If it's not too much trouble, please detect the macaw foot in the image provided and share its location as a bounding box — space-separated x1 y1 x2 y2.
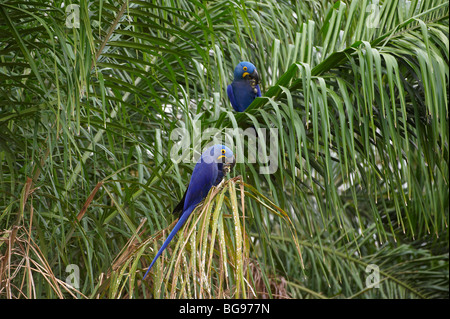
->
250 79 259 94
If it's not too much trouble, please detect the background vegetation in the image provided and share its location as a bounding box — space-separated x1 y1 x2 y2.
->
0 0 448 298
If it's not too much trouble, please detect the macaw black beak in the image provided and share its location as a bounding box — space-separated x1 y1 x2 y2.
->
249 69 260 85
222 155 236 175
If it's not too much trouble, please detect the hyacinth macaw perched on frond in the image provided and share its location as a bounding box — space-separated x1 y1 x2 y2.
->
143 144 235 279
227 61 261 112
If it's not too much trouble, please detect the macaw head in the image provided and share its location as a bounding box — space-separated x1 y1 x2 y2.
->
203 144 236 175
233 61 260 85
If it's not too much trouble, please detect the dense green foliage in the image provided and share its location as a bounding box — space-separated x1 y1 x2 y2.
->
0 0 448 298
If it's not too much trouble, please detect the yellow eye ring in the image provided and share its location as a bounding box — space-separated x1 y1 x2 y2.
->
221 149 226 154
243 66 248 71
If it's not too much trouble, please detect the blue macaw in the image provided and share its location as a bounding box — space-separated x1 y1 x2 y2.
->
227 61 261 112
143 144 235 279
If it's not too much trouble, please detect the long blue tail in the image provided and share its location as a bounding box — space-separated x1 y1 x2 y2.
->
143 205 195 279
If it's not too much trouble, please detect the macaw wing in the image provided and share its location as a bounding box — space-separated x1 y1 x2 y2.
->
227 84 239 112
171 186 188 217
183 160 217 212
172 158 218 217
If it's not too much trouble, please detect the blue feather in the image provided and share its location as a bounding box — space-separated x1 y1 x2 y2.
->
143 204 195 279
227 84 238 111
229 81 258 112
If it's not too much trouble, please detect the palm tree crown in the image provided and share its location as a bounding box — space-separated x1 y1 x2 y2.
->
0 0 448 299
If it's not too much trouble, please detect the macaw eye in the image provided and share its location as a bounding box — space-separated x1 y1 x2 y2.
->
221 149 226 154
243 66 248 71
